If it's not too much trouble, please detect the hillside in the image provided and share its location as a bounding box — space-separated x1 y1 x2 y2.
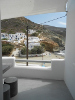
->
1 17 66 50
44 25 66 37
1 17 66 35
1 17 42 34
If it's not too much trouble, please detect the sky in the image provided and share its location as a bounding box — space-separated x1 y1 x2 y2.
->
25 12 66 28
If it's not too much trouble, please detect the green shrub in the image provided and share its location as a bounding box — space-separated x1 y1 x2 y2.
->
2 43 13 47
2 43 14 55
31 33 38 37
41 43 45 48
21 47 31 55
2 46 13 55
31 46 44 54
31 48 37 54
21 46 44 55
21 47 26 55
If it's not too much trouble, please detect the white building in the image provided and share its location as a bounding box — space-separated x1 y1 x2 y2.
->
1 33 9 39
28 36 40 42
9 34 15 41
28 42 40 50
24 36 40 50
28 29 36 34
9 32 26 41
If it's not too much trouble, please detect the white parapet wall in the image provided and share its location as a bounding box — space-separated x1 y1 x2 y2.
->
3 57 65 80
2 57 15 68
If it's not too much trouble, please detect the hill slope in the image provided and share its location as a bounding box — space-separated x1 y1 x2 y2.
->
1 17 42 34
1 17 66 48
44 25 66 37
1 17 66 36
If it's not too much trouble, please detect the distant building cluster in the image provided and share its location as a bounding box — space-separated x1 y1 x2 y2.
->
9 33 26 41
1 30 42 50
1 32 26 41
1 29 36 41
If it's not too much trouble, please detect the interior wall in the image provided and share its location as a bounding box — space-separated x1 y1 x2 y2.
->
65 0 75 99
0 6 3 100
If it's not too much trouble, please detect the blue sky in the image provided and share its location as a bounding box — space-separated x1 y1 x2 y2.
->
25 12 66 28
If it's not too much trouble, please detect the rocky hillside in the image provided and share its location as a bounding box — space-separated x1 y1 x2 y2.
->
1 17 66 50
1 17 66 35
1 17 42 34
44 25 66 37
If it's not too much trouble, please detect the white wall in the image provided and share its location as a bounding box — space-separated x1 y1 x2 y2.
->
65 0 75 99
0 9 3 100
2 57 15 68
3 58 65 80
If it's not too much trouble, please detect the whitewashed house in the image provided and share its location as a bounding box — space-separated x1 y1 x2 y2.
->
28 36 40 42
9 32 26 41
28 42 40 50
15 32 26 40
28 29 36 34
24 36 40 50
9 34 15 41
1 33 9 39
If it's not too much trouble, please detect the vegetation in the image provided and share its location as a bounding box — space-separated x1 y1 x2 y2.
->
41 43 45 48
2 38 8 40
31 32 38 37
37 30 42 33
21 46 44 55
8 30 15 34
2 43 14 55
1 17 42 34
21 47 31 55
31 46 44 54
1 29 6 33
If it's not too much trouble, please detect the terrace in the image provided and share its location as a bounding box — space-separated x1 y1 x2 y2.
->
0 0 75 100
2 57 73 100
